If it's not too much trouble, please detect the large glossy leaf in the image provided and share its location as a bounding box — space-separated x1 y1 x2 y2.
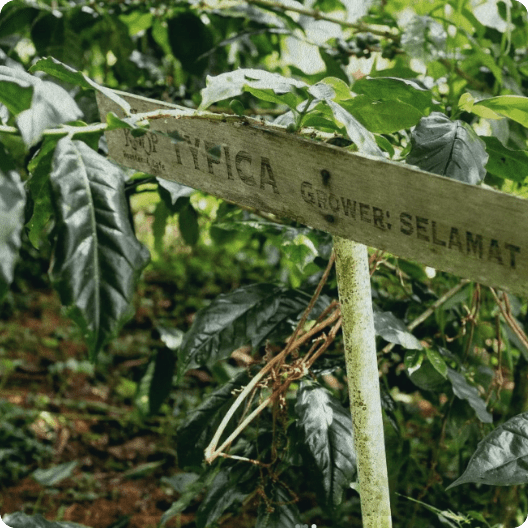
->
446 412 528 489
4 512 88 528
406 112 488 184
0 143 26 301
0 66 83 147
447 369 492 423
295 381 357 508
374 311 422 350
49 138 150 361
176 370 252 467
177 283 327 379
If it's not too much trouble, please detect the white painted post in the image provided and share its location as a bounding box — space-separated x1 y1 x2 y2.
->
333 236 392 528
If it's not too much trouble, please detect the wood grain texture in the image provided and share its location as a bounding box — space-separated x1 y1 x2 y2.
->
97 90 528 297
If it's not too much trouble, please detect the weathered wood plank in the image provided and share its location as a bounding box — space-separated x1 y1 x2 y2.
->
97 90 528 297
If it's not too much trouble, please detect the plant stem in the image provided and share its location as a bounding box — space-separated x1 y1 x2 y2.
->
333 236 392 528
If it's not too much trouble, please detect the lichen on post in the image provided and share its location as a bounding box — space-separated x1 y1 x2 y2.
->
333 235 392 528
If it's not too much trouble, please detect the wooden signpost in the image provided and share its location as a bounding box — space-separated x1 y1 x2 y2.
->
97 90 528 298
97 89 525 528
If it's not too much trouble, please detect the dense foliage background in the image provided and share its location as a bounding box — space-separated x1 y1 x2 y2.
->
1 0 528 527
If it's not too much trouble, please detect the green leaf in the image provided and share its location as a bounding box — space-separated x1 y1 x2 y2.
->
446 412 528 489
0 73 33 115
26 137 57 249
160 467 220 526
176 370 253 467
447 369 492 423
196 465 253 528
352 77 434 114
152 200 170 255
342 96 424 134
325 100 384 157
405 350 448 391
295 381 357 508
473 95 528 127
406 112 488 184
0 142 26 301
177 284 326 379
318 77 354 101
49 138 150 361
482 136 528 183
374 311 422 350
425 348 448 378
33 461 78 486
199 69 308 110
30 57 132 115
106 112 132 131
404 349 423 375
148 347 177 415
134 359 155 416
167 12 214 75
179 203 200 246
229 99 245 116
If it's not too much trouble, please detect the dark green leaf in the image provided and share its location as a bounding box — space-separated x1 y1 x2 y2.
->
148 348 177 414
152 200 170 255
177 284 326 379
167 13 213 75
447 369 492 423
26 137 56 249
196 466 251 528
295 381 357 508
176 370 252 467
0 3 38 39
256 482 302 528
179 203 199 246
406 112 488 184
446 412 528 489
426 348 448 378
49 138 150 361
405 350 448 391
0 142 26 301
160 467 220 526
374 311 422 349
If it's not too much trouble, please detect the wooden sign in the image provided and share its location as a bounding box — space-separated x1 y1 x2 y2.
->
97 90 528 298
